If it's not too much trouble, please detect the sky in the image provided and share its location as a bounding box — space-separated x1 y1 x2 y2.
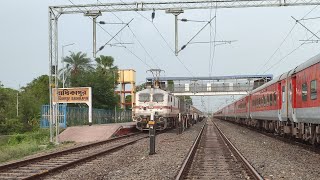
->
1 0 320 112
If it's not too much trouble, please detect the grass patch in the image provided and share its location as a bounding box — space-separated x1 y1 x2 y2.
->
0 129 56 163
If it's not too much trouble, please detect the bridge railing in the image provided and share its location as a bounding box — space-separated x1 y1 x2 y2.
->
172 83 253 93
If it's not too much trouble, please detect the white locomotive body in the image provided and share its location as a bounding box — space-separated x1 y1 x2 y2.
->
133 88 180 130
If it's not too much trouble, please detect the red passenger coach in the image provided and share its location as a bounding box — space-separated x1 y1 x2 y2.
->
214 54 320 144
250 80 280 121
234 96 249 120
292 57 320 124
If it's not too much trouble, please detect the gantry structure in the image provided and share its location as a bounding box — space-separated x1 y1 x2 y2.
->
48 0 320 142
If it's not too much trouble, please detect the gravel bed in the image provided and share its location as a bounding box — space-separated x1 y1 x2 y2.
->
214 118 320 180
44 121 205 180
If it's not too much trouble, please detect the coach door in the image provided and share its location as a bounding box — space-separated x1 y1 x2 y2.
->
289 76 297 122
278 80 285 121
282 79 287 121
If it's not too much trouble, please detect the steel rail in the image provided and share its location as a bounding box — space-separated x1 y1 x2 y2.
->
213 121 264 180
0 133 144 176
175 122 206 180
24 135 148 180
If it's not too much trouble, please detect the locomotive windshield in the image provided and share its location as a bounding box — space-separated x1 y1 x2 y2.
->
139 93 150 102
153 93 164 102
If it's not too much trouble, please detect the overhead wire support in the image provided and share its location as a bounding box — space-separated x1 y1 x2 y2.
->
179 18 209 23
189 40 237 45
299 39 319 43
300 16 320 21
292 16 320 40
107 42 134 48
179 16 216 52
98 21 127 25
67 0 155 69
96 18 134 53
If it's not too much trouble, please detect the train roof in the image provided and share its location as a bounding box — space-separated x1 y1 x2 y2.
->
290 53 320 75
137 88 168 94
251 53 320 94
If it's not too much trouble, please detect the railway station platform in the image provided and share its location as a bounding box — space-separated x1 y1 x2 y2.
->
58 122 136 143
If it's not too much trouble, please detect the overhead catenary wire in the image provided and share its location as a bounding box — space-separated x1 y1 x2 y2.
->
129 6 196 77
96 0 161 69
257 5 319 74
263 29 320 74
67 0 153 69
255 23 297 73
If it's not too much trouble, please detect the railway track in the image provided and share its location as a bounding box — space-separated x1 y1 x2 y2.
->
176 120 263 180
0 133 148 180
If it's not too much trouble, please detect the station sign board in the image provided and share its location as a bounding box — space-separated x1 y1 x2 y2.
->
52 87 91 104
52 87 92 124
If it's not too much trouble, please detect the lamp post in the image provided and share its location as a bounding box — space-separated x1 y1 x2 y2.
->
62 43 75 88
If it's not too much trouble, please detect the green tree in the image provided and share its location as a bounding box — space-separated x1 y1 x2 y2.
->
0 87 17 123
178 96 193 105
67 55 119 109
19 75 49 129
61 51 93 87
136 83 146 91
95 55 117 72
125 95 132 110
0 85 23 134
167 80 174 91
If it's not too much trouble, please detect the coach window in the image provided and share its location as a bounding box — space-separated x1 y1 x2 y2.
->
310 80 317 100
263 95 266 106
274 93 277 105
269 94 273 106
302 83 308 101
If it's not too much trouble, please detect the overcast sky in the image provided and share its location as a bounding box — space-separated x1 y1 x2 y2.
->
1 0 320 111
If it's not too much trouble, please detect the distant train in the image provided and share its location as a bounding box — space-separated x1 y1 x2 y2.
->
133 87 203 131
214 53 320 144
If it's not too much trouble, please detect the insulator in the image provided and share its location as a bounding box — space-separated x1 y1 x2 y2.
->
151 10 155 21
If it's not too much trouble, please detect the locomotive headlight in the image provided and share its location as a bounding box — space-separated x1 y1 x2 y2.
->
159 117 165 123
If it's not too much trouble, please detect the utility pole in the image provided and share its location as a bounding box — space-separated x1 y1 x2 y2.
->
165 9 184 56
16 85 20 117
84 11 102 58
